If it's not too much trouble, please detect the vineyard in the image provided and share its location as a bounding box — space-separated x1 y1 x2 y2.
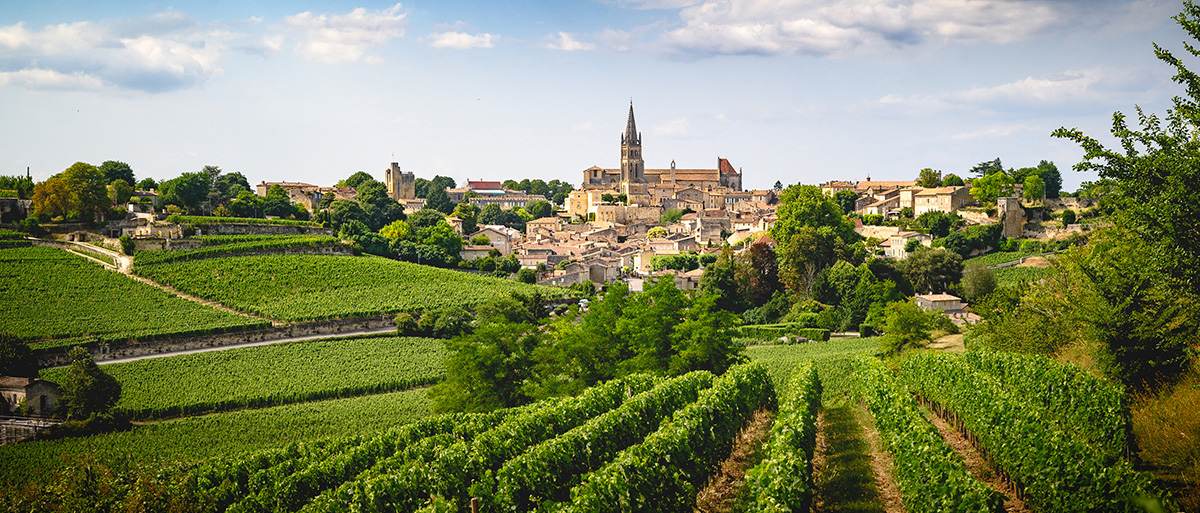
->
0 246 268 349
0 388 434 488
169 215 322 227
40 335 448 420
992 264 1051 287
133 254 558 321
133 235 342 266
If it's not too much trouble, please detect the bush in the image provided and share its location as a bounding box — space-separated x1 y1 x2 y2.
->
16 217 48 238
1061 208 1076 227
43 412 131 439
394 313 418 336
118 234 134 255
517 268 537 284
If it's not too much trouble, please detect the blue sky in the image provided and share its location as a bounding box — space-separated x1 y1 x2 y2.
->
0 1 1188 192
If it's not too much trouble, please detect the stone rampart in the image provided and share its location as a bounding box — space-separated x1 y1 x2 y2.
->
193 222 334 237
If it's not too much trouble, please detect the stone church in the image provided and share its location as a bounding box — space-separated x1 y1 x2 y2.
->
581 103 744 195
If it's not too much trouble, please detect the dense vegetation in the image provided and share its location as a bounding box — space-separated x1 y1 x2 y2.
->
0 246 267 349
41 336 447 420
133 235 341 266
134 254 555 321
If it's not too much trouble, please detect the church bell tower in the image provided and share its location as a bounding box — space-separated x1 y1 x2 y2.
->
620 102 645 183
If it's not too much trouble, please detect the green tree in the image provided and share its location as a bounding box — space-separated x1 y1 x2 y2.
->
660 208 686 224
339 171 377 189
424 185 453 214
960 261 996 302
98 161 135 186
57 346 121 420
135 177 157 191
108 179 134 207
968 171 1014 205
968 158 1004 177
942 173 965 187
770 184 857 245
328 200 369 231
525 200 552 219
0 333 38 378
0 174 35 199
429 322 542 412
833 190 858 215
881 300 935 355
1036 160 1063 198
913 210 961 238
319 192 336 210
1023 174 1046 202
777 226 837 295
916 167 942 187
357 181 406 230
901 247 963 294
159 171 211 214
417 221 463 257
407 208 445 231
60 162 110 220
379 219 413 242
698 247 745 312
1052 1 1200 289
452 203 479 234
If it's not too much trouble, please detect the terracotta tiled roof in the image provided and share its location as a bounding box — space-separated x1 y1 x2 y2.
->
468 180 504 190
718 158 738 175
0 376 34 388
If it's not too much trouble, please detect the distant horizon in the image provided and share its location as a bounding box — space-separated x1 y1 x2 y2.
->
3 1 1190 194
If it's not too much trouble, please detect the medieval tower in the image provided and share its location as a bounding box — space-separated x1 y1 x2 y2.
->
385 162 416 200
620 102 645 183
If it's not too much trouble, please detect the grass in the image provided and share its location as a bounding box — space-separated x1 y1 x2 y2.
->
0 388 433 488
40 335 448 420
0 246 267 348
1131 369 1200 511
134 253 560 321
814 405 887 513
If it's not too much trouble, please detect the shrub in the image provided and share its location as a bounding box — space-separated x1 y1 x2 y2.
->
394 313 418 336
1062 208 1077 227
118 235 135 255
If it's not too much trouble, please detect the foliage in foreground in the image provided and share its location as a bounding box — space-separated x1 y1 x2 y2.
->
744 363 822 512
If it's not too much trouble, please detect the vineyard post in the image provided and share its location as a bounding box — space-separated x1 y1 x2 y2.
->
471 497 479 513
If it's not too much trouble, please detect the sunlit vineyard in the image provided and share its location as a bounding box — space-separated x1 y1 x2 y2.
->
134 254 559 321
41 336 447 420
0 388 433 488
133 235 341 266
0 246 267 349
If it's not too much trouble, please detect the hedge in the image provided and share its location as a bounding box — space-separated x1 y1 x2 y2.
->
736 324 831 342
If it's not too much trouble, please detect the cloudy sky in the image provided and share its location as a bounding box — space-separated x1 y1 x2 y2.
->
0 0 1189 192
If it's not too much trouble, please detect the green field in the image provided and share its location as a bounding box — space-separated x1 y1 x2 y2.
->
0 388 433 488
0 246 268 349
134 254 558 321
993 264 1052 287
41 336 447 420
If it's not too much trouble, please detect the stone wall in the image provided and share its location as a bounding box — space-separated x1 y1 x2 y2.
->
36 316 396 367
194 222 334 237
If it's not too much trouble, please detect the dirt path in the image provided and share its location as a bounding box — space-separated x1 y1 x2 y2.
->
920 403 1031 513
693 409 774 513
813 403 903 513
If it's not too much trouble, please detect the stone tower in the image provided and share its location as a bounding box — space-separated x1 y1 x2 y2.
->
385 162 416 200
997 196 1024 239
620 102 645 183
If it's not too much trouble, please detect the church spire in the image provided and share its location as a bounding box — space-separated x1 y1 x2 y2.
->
623 101 638 145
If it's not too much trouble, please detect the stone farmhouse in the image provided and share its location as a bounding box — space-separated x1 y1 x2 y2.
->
0 376 60 416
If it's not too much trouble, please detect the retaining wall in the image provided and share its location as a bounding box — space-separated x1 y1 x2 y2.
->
36 316 396 367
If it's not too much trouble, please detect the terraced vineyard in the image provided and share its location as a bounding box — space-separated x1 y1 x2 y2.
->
133 235 341 266
134 254 558 321
40 335 448 420
0 246 268 349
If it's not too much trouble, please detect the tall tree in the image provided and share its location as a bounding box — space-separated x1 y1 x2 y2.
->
31 177 71 219
900 247 963 294
57 346 121 420
60 162 110 220
942 173 965 187
1053 2 1200 290
0 333 38 378
833 190 858 215
968 158 1003 177
108 179 134 207
340 171 377 189
424 185 453 214
159 172 210 214
99 161 135 186
916 167 942 187
1023 175 1046 202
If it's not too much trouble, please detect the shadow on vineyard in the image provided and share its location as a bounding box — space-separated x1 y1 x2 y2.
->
814 403 887 513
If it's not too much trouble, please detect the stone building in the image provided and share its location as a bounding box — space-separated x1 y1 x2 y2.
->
0 376 60 416
385 162 416 201
581 103 744 197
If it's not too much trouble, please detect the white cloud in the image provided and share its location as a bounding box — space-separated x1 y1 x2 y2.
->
951 124 1038 140
0 16 229 92
651 117 691 136
286 4 406 63
0 68 105 90
429 31 495 49
546 32 595 51
656 0 1071 58
874 68 1150 113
